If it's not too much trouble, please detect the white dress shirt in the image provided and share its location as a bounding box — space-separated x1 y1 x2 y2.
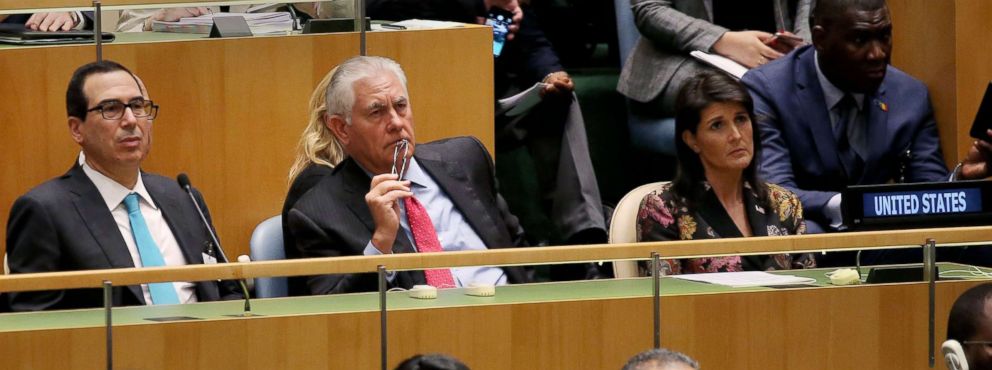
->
79 153 197 304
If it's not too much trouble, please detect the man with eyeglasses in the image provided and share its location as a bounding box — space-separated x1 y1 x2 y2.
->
4 60 240 311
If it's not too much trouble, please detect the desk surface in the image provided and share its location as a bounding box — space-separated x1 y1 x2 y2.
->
3 263 983 333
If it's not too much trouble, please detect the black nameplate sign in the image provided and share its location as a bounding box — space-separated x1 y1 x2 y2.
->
209 16 253 38
844 180 992 230
302 17 371 34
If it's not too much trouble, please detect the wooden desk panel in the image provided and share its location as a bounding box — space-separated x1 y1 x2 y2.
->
0 29 494 260
0 275 984 369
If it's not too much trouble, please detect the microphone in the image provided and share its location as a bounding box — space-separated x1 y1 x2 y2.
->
177 173 253 316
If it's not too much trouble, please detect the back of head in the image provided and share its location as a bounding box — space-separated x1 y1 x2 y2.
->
394 353 470 370
622 349 699 370
324 55 408 123
948 283 992 342
65 60 139 120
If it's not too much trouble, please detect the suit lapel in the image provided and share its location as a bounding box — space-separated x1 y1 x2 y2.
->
860 85 891 184
795 49 846 180
695 186 741 238
415 155 503 248
744 183 769 237
337 159 416 254
65 164 145 303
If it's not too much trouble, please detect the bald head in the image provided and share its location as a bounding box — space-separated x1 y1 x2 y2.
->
622 349 699 370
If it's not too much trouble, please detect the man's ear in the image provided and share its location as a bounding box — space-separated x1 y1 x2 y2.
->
811 25 826 51
325 113 350 146
68 117 84 145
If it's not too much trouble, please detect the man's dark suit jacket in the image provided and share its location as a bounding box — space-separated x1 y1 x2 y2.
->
4 163 240 311
741 45 948 226
287 136 531 294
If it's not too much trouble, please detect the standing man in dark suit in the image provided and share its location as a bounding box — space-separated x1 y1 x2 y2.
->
5 60 239 311
741 0 991 263
287 56 531 294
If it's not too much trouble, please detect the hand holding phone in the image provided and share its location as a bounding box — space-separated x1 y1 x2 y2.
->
765 32 805 53
486 8 514 57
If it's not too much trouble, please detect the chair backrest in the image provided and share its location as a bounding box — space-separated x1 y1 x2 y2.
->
614 0 641 67
249 215 288 298
609 181 670 278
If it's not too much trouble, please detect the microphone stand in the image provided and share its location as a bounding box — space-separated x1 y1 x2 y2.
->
180 180 252 316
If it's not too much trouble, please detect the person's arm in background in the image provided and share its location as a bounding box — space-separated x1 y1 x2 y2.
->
905 89 951 182
292 1 356 20
632 0 782 68
116 7 212 32
22 11 92 31
494 4 574 98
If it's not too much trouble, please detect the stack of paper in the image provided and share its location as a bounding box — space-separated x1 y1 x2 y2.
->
152 12 294 35
390 19 466 30
690 50 749 79
497 82 548 117
671 271 817 287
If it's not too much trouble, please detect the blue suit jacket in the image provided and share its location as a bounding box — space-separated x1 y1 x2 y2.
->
741 45 948 224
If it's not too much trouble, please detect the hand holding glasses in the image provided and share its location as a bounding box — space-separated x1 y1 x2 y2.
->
391 139 410 181
86 99 159 120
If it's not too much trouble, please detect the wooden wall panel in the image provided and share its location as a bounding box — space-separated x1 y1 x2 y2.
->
0 28 494 260
889 0 958 165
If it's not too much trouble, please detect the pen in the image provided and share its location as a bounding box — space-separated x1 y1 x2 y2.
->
381 24 406 30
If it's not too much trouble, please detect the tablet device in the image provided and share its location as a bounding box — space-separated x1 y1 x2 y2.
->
969 81 992 142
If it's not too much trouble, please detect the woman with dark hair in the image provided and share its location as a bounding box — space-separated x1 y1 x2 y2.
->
636 71 815 274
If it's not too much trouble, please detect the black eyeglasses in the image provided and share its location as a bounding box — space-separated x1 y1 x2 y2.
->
86 99 159 120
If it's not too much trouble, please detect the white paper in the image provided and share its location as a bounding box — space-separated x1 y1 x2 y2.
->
152 12 294 35
690 50 749 80
390 19 466 30
497 82 548 117
671 271 817 287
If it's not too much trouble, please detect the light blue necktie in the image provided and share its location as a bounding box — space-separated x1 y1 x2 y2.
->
123 193 180 305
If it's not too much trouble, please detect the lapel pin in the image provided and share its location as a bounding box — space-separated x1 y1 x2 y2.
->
876 99 888 112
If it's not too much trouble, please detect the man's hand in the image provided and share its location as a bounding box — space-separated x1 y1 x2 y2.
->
960 129 992 180
366 174 412 253
712 31 785 69
541 71 574 97
146 7 210 30
25 12 79 32
478 0 523 41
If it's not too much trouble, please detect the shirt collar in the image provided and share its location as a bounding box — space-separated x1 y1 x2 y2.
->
78 152 158 212
813 51 865 111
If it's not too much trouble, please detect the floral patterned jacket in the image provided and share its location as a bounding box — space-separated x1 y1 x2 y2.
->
636 181 816 275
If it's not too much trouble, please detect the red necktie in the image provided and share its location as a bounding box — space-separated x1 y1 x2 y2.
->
403 196 456 288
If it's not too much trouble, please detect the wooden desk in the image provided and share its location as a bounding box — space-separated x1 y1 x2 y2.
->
0 265 984 369
0 28 494 259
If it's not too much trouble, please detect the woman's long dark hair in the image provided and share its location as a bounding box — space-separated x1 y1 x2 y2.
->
671 71 770 209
